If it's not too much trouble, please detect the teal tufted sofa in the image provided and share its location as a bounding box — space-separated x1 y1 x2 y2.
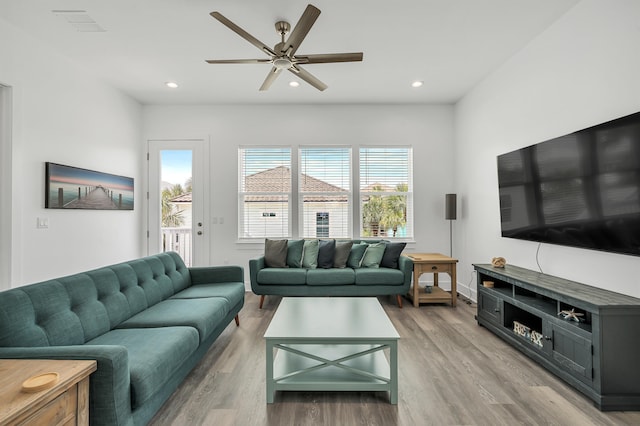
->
249 240 413 309
0 252 245 426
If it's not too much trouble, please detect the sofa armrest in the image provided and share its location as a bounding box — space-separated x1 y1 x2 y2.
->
189 265 244 285
249 257 266 294
398 255 414 287
0 345 132 426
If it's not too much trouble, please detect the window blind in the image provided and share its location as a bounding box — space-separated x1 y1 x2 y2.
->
238 147 291 238
359 147 413 238
299 147 351 238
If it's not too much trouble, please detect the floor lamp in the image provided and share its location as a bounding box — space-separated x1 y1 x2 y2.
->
445 194 457 257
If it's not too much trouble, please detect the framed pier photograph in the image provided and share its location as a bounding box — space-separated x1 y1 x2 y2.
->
45 162 134 210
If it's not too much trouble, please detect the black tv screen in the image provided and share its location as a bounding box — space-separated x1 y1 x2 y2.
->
497 111 640 257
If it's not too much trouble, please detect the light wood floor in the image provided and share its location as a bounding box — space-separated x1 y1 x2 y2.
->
149 293 640 425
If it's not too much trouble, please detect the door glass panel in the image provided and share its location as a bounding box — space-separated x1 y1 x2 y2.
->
160 150 193 266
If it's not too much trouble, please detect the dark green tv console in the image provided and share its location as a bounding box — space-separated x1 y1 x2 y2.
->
474 263 640 411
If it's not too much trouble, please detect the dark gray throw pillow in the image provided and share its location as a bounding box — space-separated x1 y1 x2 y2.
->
264 238 288 268
380 242 407 269
317 239 336 269
333 241 353 268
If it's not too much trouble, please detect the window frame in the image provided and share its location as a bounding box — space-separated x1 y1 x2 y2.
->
237 145 413 242
298 145 352 239
237 146 292 240
359 146 414 240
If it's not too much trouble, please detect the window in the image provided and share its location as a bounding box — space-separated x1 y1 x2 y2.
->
238 147 291 238
238 146 412 241
360 147 413 238
316 212 329 237
299 147 351 238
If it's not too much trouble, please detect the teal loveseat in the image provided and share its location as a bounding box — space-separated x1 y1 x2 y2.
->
0 252 244 426
250 239 413 308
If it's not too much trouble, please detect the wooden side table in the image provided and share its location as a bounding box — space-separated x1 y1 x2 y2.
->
406 253 458 307
0 359 96 426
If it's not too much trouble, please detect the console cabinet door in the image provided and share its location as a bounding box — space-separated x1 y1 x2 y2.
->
550 323 593 384
478 290 501 326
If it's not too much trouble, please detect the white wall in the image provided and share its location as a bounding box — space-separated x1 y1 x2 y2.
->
143 104 455 285
0 18 143 287
455 0 640 299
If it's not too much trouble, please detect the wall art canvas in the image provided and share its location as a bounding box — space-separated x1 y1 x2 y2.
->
45 162 134 210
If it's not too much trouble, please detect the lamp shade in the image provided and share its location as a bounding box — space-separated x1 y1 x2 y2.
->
445 193 457 220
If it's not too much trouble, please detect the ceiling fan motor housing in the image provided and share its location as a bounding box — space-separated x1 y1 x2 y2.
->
273 57 292 70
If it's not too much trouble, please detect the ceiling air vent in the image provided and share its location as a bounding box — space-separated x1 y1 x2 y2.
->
52 10 105 32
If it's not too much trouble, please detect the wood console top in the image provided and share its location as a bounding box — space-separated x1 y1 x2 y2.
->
0 359 96 425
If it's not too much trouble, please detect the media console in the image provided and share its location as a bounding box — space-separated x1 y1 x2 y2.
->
474 263 640 411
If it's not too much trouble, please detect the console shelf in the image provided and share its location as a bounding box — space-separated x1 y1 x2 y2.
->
475 264 640 411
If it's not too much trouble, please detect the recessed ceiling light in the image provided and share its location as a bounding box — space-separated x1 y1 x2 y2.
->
289 81 300 88
165 81 179 89
411 81 424 88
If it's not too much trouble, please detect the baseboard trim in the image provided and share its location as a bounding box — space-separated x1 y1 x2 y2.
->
456 280 477 303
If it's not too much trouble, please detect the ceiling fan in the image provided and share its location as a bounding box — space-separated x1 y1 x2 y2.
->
206 4 363 91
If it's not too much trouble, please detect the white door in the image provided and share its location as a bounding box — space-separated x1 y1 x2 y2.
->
148 140 209 266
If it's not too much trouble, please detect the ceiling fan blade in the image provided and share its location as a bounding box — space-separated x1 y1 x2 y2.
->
206 59 272 64
210 11 276 56
282 4 321 57
295 52 363 64
259 67 283 91
289 65 327 91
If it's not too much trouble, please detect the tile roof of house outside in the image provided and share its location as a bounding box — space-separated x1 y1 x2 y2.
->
245 166 348 202
169 193 192 203
168 167 403 204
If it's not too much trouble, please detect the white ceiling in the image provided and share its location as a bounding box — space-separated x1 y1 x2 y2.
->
0 0 580 105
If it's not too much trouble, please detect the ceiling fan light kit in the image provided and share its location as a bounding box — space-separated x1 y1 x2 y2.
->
206 4 363 91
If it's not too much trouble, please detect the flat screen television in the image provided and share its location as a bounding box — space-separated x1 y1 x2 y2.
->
497 111 640 257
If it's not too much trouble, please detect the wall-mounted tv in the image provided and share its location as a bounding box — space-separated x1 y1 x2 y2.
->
497 111 640 257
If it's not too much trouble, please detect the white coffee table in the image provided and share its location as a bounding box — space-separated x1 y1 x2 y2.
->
264 297 400 404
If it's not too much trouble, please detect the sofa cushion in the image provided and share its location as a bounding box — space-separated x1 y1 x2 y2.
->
87 267 139 328
257 268 307 285
355 268 405 285
86 326 199 409
160 252 192 293
380 242 407 269
302 239 319 269
317 239 336 269
0 282 86 347
116 298 228 343
128 257 178 307
347 243 368 268
307 268 356 286
361 242 386 268
264 239 288 268
333 241 353 268
171 281 245 308
286 239 304 268
109 263 150 317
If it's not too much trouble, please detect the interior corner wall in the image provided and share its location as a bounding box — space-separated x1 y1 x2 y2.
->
142 104 455 283
454 0 640 299
0 18 143 287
